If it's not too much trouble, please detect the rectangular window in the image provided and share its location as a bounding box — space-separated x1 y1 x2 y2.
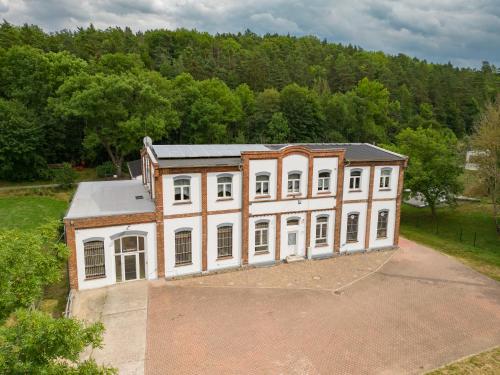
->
318 171 330 192
377 211 389 238
255 222 269 253
217 176 232 198
315 217 328 245
217 226 233 258
174 178 191 202
175 231 192 265
288 173 301 194
379 168 392 189
84 240 106 279
349 170 361 190
346 213 359 242
256 174 269 196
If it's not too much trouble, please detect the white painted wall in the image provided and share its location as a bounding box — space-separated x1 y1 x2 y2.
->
248 215 276 265
280 212 306 259
343 166 370 201
207 171 242 211
340 202 368 252
309 210 335 257
163 173 202 215
281 154 309 199
249 197 335 216
372 165 399 200
207 212 242 271
312 157 338 197
75 222 157 290
249 159 278 201
368 200 397 249
164 216 202 277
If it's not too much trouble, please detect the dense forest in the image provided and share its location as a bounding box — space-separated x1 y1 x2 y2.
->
0 22 499 180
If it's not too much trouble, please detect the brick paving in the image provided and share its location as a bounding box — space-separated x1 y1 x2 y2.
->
145 239 500 375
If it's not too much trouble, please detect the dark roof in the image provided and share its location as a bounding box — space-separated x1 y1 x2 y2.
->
150 143 406 164
127 159 142 178
158 157 241 168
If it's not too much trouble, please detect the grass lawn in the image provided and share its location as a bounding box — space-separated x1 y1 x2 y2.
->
0 167 98 188
427 346 500 374
401 201 500 281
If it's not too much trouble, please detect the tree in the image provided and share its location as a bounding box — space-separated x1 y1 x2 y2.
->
472 97 500 233
53 162 77 188
0 221 68 321
49 72 180 175
0 309 116 374
392 127 462 218
265 112 290 143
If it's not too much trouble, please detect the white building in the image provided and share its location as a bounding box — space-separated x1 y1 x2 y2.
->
65 143 407 290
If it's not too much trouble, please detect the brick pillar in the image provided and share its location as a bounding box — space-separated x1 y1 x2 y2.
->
307 154 314 198
393 164 406 246
155 168 165 278
364 166 375 250
241 157 249 265
201 171 208 271
65 221 78 290
276 156 283 200
275 213 281 261
305 211 312 257
334 154 345 253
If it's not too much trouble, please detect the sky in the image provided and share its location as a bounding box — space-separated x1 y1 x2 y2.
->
0 0 499 68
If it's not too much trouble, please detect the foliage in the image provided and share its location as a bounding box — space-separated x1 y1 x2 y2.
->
0 309 116 374
0 221 68 322
391 127 462 217
95 161 117 178
471 96 500 232
52 163 77 188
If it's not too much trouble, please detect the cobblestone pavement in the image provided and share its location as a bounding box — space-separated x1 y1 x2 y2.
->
145 240 500 375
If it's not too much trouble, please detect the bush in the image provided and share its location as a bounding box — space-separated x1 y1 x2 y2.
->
52 163 77 188
95 161 116 178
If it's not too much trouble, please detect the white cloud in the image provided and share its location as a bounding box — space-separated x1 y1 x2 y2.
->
0 0 498 67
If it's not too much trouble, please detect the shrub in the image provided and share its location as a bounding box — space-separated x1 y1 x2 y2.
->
95 161 116 178
52 163 77 188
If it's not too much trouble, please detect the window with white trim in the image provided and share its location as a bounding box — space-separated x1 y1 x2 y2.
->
217 225 233 258
287 218 300 226
256 174 269 196
175 230 192 265
318 171 330 192
315 216 328 245
346 213 359 242
84 240 105 279
287 172 301 194
379 168 392 189
377 210 389 238
349 169 362 190
174 177 190 201
255 222 269 253
217 175 232 198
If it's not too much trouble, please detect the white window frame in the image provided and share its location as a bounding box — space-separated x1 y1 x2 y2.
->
174 176 191 202
255 173 270 196
287 171 301 194
175 229 192 266
315 216 328 245
379 168 392 190
349 169 362 191
217 174 233 198
377 210 389 239
346 212 359 243
217 224 233 258
254 221 269 253
83 239 106 280
318 170 331 192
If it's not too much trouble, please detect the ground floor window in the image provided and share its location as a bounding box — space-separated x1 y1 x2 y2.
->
346 213 359 242
315 216 328 245
255 221 269 253
84 240 105 279
175 230 192 265
377 210 389 238
114 235 146 282
217 225 233 258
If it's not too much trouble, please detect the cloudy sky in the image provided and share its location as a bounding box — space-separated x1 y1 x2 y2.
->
1 0 499 68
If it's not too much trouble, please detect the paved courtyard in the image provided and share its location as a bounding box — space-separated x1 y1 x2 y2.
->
73 239 500 374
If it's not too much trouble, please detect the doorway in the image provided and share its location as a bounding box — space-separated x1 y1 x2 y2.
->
114 235 146 282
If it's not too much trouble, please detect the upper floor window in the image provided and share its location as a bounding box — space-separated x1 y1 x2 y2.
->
255 221 269 253
217 175 232 198
377 210 389 238
346 213 359 242
174 177 190 202
315 216 328 245
83 240 105 280
349 169 362 190
379 168 392 189
256 173 270 196
217 225 233 258
175 230 192 265
287 172 301 194
318 171 331 192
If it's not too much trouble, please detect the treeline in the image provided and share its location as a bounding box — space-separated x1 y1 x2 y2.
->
0 22 499 180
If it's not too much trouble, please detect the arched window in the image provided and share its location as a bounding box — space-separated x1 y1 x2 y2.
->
217 224 233 258
175 230 192 265
255 173 270 196
346 213 359 242
255 221 269 253
113 235 146 282
377 210 389 239
83 239 105 280
217 174 232 198
379 168 392 189
287 172 301 194
315 216 328 245
349 169 362 190
318 171 331 192
287 218 300 226
174 177 191 202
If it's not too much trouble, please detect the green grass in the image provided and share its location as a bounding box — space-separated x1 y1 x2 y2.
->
0 167 98 188
401 202 500 281
427 347 500 374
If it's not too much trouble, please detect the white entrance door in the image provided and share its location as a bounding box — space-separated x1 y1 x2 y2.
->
287 231 298 255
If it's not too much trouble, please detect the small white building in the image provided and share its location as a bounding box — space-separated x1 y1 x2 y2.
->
65 143 407 290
